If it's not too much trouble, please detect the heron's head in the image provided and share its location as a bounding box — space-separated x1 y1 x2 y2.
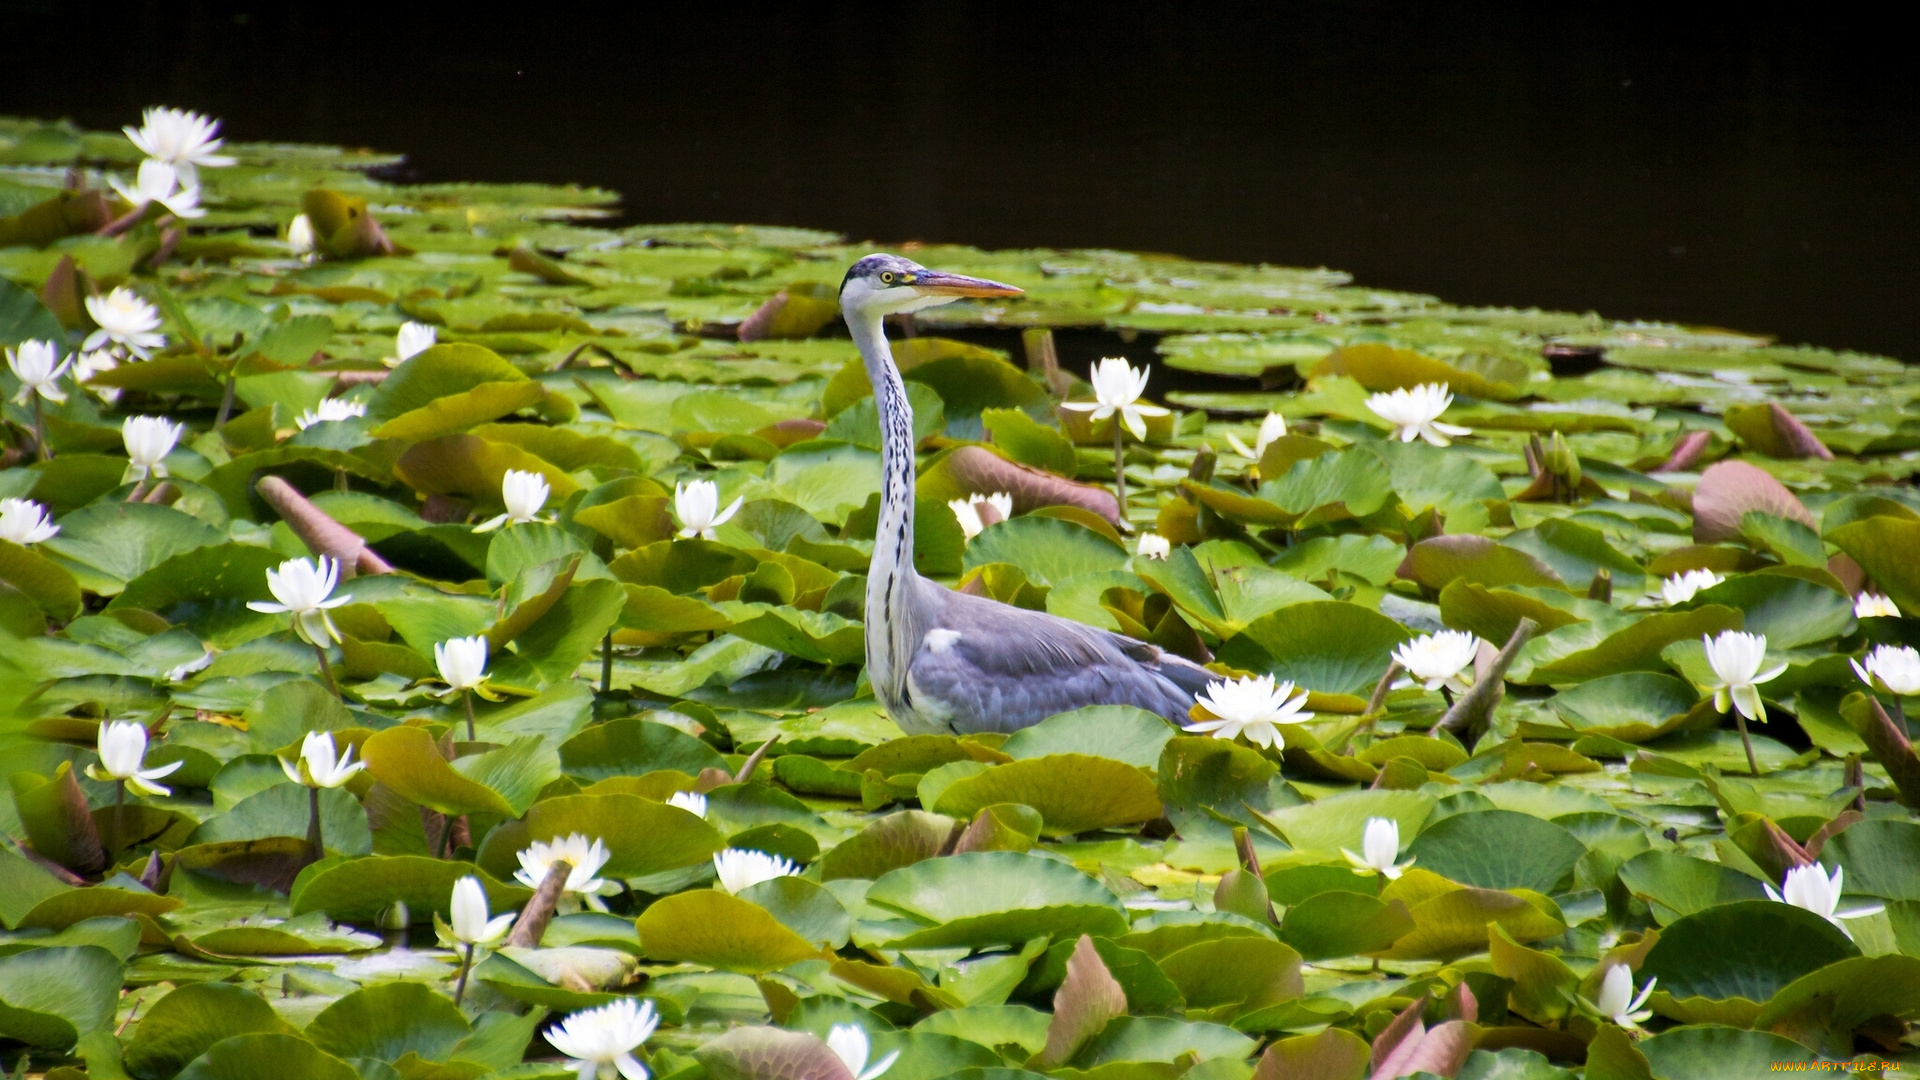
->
839 253 1022 319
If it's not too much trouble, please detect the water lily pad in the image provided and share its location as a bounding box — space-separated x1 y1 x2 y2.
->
479 792 724 879
1277 891 1415 961
1639 900 1858 1010
305 981 470 1064
929 755 1162 836
122 982 291 1080
1216 600 1411 697
0 944 122 1047
1406 810 1586 892
289 856 530 927
1616 852 1771 924
174 1033 359 1080
361 727 559 817
1635 1026 1820 1080
867 851 1128 948
964 517 1128 587
637 889 823 973
558 717 729 781
1546 672 1698 741
999 707 1175 770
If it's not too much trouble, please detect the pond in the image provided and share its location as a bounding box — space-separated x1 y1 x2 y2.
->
3 19 1920 1080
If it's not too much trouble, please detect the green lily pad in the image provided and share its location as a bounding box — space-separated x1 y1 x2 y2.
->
1216 600 1411 697
1406 810 1585 893
305 981 471 1064
637 889 823 974
999 707 1175 770
122 982 292 1080
174 1033 359 1080
289 856 530 927
0 945 122 1047
1640 900 1858 1008
928 755 1162 836
1636 1026 1821 1080
866 851 1128 948
1277 891 1415 961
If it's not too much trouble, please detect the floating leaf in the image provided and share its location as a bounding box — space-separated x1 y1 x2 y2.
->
638 890 823 974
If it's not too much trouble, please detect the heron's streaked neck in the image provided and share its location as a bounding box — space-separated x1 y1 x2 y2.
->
851 307 921 712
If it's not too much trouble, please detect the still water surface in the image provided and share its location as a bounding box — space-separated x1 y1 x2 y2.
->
4 3 1916 358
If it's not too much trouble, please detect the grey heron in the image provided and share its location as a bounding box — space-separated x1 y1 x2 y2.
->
842 253 1214 735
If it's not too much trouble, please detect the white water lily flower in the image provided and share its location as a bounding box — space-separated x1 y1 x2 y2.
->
1765 863 1885 939
7 340 70 404
73 349 121 403
1661 569 1724 606
515 834 619 911
449 875 515 947
287 213 316 255
164 650 213 682
122 415 185 481
1392 630 1480 694
674 479 743 539
436 635 489 694
1184 674 1314 749
667 791 708 818
827 1025 900 1080
280 730 366 789
84 720 183 797
474 469 551 532
295 398 368 429
1366 382 1472 447
545 998 659 1080
395 321 438 363
109 159 205 219
84 287 166 359
1592 964 1656 1029
1341 816 1415 880
1224 411 1287 460
1701 630 1787 722
1136 532 1172 559
712 848 799 894
1853 645 1920 697
1060 357 1170 441
948 492 1012 540
124 106 235 187
247 557 353 646
0 498 59 545
1856 593 1902 619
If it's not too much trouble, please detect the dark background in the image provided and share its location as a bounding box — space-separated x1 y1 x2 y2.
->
4 2 1916 358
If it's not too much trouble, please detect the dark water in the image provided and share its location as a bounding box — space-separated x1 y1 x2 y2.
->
5 2 1918 358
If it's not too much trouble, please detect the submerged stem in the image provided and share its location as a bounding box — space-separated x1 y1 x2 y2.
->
306 784 324 860
1734 711 1761 776
600 632 614 695
313 642 340 699
454 942 476 1006
31 394 48 462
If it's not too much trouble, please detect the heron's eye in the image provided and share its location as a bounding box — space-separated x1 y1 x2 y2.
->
879 271 896 284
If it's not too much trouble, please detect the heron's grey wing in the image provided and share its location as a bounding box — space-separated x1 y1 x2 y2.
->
903 586 1200 734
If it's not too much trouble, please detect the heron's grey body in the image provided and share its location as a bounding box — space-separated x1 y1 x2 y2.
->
843 253 1210 735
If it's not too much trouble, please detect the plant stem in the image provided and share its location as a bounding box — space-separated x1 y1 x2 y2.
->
306 785 324 861
31 394 48 462
453 943 475 1006
1440 686 1455 710
113 781 125 854
1111 420 1127 522
1896 697 1909 739
1734 711 1761 776
600 632 614 695
215 370 239 430
313 642 341 699
462 689 476 742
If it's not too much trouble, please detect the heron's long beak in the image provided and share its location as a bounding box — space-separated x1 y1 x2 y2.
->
910 269 1023 299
